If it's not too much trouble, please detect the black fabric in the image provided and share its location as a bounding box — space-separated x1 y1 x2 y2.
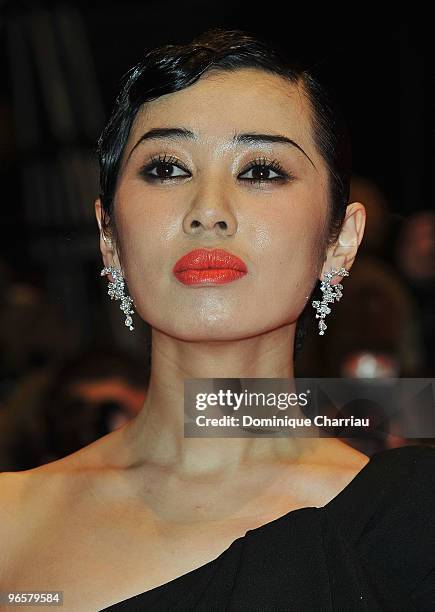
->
101 445 435 611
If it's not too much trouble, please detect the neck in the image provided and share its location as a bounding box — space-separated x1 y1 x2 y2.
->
118 323 322 478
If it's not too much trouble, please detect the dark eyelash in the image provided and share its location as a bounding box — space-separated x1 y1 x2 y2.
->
139 153 293 184
241 156 289 184
139 153 188 182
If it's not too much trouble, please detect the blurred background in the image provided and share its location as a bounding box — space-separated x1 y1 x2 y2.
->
0 2 434 469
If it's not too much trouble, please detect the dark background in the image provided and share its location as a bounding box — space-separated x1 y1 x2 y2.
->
2 6 433 261
1 2 434 467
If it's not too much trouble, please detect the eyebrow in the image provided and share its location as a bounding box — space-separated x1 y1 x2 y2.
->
126 126 316 167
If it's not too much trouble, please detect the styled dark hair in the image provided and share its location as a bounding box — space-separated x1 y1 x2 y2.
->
96 27 352 358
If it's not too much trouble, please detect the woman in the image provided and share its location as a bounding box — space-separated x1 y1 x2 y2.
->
1 28 434 611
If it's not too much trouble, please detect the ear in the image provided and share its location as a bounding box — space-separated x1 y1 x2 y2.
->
95 198 120 280
320 202 366 284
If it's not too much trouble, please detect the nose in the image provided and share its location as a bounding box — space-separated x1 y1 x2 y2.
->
182 184 238 237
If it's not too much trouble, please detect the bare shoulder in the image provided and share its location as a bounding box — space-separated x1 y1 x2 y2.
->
0 446 98 552
0 446 112 590
0 427 127 521
0 467 46 525
0 467 50 574
0 459 68 514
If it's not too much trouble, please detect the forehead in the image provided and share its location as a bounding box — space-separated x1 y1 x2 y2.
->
126 67 317 157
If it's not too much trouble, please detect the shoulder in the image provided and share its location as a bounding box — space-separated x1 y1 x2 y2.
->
327 444 435 529
0 456 91 561
0 470 39 575
0 453 106 585
0 469 37 521
362 445 435 607
373 441 435 470
366 443 435 507
357 444 435 538
0 437 121 523
326 444 435 607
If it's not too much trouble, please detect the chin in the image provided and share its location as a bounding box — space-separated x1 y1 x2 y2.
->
152 316 247 340
154 316 285 343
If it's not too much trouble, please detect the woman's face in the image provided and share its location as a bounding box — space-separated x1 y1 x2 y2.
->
100 68 330 341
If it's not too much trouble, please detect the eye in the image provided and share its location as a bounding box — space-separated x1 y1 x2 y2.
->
239 157 291 184
138 154 293 185
139 154 190 182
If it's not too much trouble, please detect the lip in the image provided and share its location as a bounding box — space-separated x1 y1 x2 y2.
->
173 248 248 285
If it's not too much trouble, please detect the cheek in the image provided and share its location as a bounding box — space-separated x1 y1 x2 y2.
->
114 187 178 271
250 195 325 314
254 193 325 275
113 189 198 323
258 230 320 316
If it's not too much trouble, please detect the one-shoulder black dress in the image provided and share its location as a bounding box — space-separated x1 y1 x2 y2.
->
101 444 435 611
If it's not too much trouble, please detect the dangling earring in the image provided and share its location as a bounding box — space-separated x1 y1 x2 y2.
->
312 267 349 335
100 265 135 331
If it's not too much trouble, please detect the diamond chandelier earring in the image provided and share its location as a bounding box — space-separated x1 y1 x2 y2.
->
100 265 135 331
312 267 349 335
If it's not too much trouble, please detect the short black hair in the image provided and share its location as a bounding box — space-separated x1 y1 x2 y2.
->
96 27 352 358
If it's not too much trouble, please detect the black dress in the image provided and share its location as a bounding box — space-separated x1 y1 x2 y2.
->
101 445 435 611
